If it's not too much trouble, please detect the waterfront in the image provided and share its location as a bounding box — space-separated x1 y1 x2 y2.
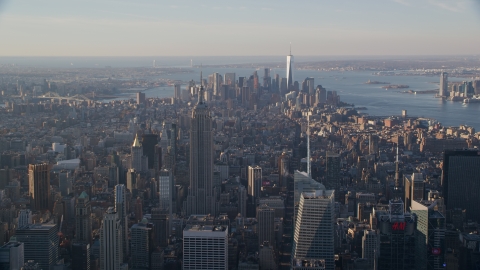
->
103 68 480 130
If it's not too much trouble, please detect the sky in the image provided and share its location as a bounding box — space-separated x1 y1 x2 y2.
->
0 0 479 56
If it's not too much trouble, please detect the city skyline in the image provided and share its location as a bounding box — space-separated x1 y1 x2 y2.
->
0 0 479 56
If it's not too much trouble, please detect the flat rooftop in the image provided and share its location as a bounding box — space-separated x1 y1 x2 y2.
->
184 225 227 232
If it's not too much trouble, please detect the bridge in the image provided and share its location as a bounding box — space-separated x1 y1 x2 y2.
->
37 92 93 102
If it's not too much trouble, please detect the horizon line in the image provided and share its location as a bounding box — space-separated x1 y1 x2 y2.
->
0 54 479 58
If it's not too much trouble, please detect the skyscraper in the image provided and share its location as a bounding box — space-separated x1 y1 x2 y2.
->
142 133 159 170
159 169 174 216
286 46 294 90
75 191 92 244
131 134 143 172
115 184 129 259
362 230 378 269
404 172 425 212
293 170 326 227
411 199 446 270
291 188 335 270
224 72 236 88
151 208 169 248
0 242 24 270
136 91 145 104
326 152 340 193
185 83 216 216
100 207 123 270
278 152 289 188
183 225 228 270
28 163 50 212
130 220 152 270
375 199 416 270
257 204 275 247
439 72 448 97
248 165 262 203
71 242 91 270
441 149 480 223
15 223 59 270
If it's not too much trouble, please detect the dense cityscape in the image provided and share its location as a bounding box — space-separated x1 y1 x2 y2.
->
0 51 478 270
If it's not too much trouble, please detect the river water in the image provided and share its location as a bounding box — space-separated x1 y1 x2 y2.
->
104 67 479 130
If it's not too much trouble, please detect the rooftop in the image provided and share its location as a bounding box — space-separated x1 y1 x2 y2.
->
184 225 227 232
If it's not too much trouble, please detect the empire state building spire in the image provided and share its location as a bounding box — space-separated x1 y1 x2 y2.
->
184 71 216 216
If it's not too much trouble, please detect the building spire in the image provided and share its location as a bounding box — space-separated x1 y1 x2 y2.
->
307 113 311 178
290 42 291 55
394 143 401 196
198 64 205 104
132 133 141 147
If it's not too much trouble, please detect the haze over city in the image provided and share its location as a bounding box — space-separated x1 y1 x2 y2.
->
0 0 480 56
0 1 480 270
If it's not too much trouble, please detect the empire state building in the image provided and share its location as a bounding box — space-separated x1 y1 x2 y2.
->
185 83 216 216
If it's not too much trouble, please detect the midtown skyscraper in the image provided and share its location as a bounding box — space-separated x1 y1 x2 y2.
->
28 163 50 212
292 188 335 270
442 149 480 223
185 83 216 216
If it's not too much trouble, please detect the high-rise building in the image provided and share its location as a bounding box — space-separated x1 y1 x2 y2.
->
442 149 480 223
130 220 152 270
474 79 480 95
28 163 50 212
0 242 24 270
159 169 174 216
131 134 143 172
404 172 425 212
100 207 123 270
238 185 247 218
291 188 335 270
286 48 294 90
15 224 59 270
174 84 181 100
213 72 222 96
293 170 326 227
183 225 228 270
439 72 448 97
136 92 146 105
278 152 289 188
224 73 236 88
142 133 159 170
259 244 277 270
257 204 275 247
185 85 216 216
411 199 446 270
368 134 379 156
71 242 91 270
18 209 32 228
151 208 169 247
316 85 327 104
115 185 129 259
362 230 378 269
375 199 416 270
75 191 92 244
325 152 340 192
248 165 262 203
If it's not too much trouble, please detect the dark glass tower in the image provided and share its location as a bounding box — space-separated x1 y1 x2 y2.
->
442 149 480 223
376 200 417 270
142 133 159 170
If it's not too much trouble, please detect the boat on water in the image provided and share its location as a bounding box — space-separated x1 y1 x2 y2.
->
463 98 480 103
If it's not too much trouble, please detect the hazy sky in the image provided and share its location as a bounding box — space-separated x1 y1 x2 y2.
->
0 0 479 56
